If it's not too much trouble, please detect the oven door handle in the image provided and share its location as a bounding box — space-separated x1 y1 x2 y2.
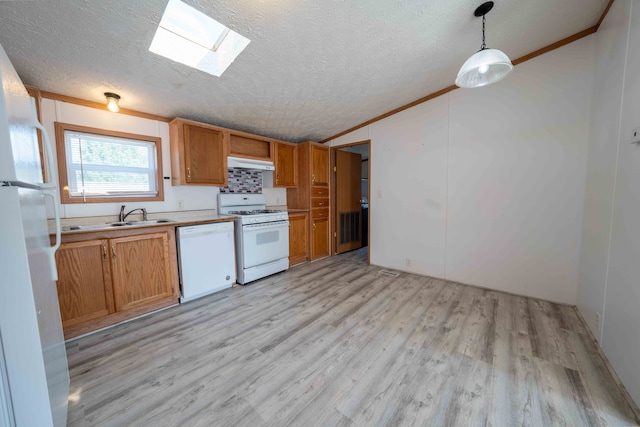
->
243 221 289 231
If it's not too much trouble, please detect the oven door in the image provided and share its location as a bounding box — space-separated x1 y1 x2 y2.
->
241 220 289 269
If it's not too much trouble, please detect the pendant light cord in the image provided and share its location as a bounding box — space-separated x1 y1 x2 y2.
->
481 14 486 50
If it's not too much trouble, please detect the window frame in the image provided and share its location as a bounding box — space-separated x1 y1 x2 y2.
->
54 122 164 204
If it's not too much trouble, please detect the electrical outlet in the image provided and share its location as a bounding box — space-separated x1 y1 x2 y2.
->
177 200 184 210
377 189 383 199
406 258 412 267
632 127 640 144
595 312 602 332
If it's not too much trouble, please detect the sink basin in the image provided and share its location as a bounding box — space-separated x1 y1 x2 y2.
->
124 219 175 225
62 219 175 232
62 223 114 231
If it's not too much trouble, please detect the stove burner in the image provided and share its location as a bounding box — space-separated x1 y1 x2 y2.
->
227 209 282 216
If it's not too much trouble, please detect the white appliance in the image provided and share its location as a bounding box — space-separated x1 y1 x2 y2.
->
177 222 236 303
0 44 68 426
218 193 289 284
227 156 275 171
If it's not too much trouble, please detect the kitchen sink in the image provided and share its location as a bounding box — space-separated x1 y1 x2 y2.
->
62 219 175 232
125 219 175 225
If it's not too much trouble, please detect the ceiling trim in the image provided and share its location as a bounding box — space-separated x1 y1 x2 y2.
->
319 1 615 144
596 0 616 30
40 90 171 123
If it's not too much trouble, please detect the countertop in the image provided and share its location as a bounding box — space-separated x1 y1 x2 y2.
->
49 210 236 236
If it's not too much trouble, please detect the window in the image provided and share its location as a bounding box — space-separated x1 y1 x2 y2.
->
54 122 164 204
148 0 250 77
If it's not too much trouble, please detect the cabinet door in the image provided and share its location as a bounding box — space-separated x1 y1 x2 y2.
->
184 124 225 185
275 142 298 187
110 232 174 312
311 217 330 260
55 240 114 328
288 213 309 265
311 145 329 187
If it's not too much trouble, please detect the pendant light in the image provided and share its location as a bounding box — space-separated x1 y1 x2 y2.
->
456 1 513 88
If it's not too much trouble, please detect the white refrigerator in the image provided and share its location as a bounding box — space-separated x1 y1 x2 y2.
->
0 44 68 426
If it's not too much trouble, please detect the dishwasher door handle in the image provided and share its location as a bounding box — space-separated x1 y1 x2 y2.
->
178 223 234 237
181 229 228 238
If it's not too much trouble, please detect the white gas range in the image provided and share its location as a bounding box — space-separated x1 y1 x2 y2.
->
218 193 289 284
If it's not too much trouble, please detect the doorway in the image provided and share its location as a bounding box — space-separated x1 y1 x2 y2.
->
331 141 370 262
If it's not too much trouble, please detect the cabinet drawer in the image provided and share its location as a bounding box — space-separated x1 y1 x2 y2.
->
312 198 329 208
311 208 329 219
312 187 329 197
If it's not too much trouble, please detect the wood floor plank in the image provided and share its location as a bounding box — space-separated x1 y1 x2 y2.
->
488 330 544 427
567 330 640 426
65 248 640 426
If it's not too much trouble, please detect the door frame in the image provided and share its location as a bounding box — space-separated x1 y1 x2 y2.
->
330 139 371 264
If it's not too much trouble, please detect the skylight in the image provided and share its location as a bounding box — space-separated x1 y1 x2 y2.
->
149 0 250 77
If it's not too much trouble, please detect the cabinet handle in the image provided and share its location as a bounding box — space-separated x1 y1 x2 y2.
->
111 243 116 259
276 173 280 183
187 167 191 179
318 202 324 206
102 243 107 260
312 174 315 184
313 223 316 231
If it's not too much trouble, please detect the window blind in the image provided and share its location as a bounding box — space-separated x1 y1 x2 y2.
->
64 130 158 198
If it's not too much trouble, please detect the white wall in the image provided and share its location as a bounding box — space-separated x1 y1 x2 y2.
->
331 35 595 305
579 0 640 405
39 99 285 218
577 0 630 341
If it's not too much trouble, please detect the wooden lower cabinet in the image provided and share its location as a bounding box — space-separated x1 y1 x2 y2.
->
55 228 178 339
311 217 330 260
56 240 114 329
288 212 309 266
110 233 174 312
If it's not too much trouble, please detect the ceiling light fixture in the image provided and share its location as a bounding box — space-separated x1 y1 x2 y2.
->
104 92 121 113
455 1 513 89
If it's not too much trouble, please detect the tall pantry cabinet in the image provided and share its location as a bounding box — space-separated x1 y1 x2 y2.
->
287 142 331 260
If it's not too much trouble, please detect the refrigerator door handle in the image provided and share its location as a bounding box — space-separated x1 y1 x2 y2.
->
29 98 57 189
42 189 60 282
29 99 62 281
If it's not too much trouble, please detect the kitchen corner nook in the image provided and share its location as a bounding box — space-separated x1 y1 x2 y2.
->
46 99 331 339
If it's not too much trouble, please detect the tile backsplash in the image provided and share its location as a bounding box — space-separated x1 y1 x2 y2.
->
220 169 262 193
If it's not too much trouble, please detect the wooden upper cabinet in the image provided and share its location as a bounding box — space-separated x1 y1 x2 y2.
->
170 118 227 186
110 232 174 312
229 133 272 160
311 145 329 187
274 142 298 187
55 240 114 329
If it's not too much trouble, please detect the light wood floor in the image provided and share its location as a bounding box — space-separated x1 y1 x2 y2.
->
66 248 640 426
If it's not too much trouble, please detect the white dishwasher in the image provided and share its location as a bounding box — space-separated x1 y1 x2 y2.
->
176 221 236 303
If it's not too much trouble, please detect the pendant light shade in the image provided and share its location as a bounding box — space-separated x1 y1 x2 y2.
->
456 1 513 89
455 48 513 88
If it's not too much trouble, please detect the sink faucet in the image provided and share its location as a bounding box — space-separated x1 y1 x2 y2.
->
119 205 147 222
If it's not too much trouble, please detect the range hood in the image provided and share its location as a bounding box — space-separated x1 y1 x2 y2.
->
227 156 275 171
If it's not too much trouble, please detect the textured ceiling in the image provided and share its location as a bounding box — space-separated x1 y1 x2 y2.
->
0 0 608 142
